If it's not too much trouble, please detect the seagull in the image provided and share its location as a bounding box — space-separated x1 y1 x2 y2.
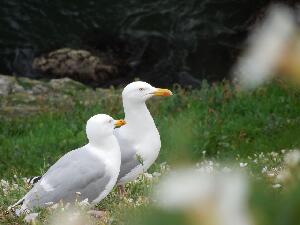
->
114 81 172 192
10 114 125 212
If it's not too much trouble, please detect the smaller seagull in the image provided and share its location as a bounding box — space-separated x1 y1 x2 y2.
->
10 114 125 212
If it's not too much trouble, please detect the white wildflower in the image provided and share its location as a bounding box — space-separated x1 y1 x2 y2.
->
272 184 282 189
154 168 252 225
12 183 19 190
50 203 59 210
24 213 39 223
259 153 265 159
45 202 54 206
1 179 9 189
276 170 291 183
159 162 170 172
49 207 94 225
240 163 248 168
222 167 232 173
65 203 71 209
153 172 161 177
79 198 90 207
262 166 268 173
125 198 134 204
143 172 153 180
270 152 276 157
22 177 28 183
154 168 215 210
232 4 296 89
197 165 214 173
267 172 275 177
284 150 300 167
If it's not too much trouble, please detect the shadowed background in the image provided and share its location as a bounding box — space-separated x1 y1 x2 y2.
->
0 0 298 87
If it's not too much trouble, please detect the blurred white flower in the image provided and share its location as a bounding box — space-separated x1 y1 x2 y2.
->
233 4 296 89
197 165 214 173
153 168 252 225
49 207 95 225
267 172 275 178
276 169 291 183
284 150 300 167
143 172 153 180
45 202 54 206
24 213 39 223
262 166 268 173
1 179 9 189
240 163 248 168
152 172 161 177
78 198 90 207
272 184 282 189
222 167 232 173
50 203 59 210
159 162 170 172
154 169 214 210
12 183 19 190
218 172 251 225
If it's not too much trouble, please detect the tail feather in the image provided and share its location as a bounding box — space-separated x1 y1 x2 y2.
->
27 176 42 185
8 198 24 211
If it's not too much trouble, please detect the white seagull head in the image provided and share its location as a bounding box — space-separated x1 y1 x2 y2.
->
122 81 172 104
86 114 126 141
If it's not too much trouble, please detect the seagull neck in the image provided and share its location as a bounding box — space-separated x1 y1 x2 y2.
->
89 135 117 151
123 101 154 127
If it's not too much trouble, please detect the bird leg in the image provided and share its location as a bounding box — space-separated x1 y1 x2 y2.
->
117 185 127 196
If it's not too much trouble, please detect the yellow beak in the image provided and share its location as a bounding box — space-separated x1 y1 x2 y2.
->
114 119 126 127
153 88 173 96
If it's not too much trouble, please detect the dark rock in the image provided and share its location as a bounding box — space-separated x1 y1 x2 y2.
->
177 71 201 88
0 75 14 96
32 48 119 85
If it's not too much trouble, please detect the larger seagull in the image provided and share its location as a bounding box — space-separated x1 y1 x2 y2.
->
114 81 172 190
11 114 125 211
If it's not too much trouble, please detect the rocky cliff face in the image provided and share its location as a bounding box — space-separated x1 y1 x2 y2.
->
0 0 298 87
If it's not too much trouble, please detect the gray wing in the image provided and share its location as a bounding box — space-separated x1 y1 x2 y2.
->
23 147 111 209
114 128 142 181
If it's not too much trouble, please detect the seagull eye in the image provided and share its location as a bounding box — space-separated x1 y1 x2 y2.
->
139 88 144 91
109 119 113 124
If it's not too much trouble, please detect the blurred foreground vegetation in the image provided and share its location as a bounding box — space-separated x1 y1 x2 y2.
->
1 80 300 224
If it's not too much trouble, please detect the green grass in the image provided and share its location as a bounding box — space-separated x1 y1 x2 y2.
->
2 81 300 224
2 82 300 177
